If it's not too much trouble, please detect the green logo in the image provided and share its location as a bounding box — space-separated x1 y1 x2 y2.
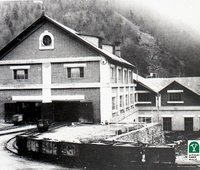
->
189 141 199 153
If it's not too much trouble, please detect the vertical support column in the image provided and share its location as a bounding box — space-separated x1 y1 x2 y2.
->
42 62 51 103
116 67 119 84
100 57 112 124
156 94 161 108
117 87 120 115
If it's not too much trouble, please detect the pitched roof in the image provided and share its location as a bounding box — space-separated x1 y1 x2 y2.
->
133 73 159 93
0 15 135 68
146 77 200 95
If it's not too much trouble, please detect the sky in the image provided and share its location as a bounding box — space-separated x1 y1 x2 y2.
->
115 0 200 35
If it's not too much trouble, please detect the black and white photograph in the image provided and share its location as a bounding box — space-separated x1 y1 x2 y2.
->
0 0 200 169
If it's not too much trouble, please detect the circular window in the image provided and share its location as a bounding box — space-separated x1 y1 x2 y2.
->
42 35 52 46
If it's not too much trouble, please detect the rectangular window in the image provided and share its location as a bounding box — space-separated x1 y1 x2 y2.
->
168 93 182 101
163 118 172 131
184 118 193 131
120 95 124 108
123 69 128 84
110 66 115 82
118 68 122 83
125 94 129 106
13 69 28 80
138 93 150 102
130 94 134 104
67 67 84 78
138 117 152 123
128 71 132 83
112 97 117 110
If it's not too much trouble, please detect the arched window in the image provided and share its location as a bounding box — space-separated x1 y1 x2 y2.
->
39 30 54 50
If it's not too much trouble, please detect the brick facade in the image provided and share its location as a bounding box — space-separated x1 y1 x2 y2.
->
0 64 42 85
51 61 100 84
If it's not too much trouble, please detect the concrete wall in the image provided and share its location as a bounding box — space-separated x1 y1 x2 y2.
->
51 89 100 123
2 22 98 61
160 110 200 131
0 90 42 120
51 61 100 83
108 123 165 144
0 64 42 85
138 109 200 131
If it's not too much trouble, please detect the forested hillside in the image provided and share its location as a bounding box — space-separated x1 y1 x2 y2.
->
0 0 199 77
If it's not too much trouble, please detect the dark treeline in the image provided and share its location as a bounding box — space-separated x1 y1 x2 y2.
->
0 0 199 77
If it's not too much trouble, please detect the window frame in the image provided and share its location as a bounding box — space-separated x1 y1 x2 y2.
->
167 90 184 104
39 30 54 50
119 95 124 108
117 67 122 83
163 117 172 131
138 116 152 123
110 65 116 82
13 69 28 80
112 96 117 110
123 68 128 84
67 67 84 79
10 66 30 80
64 63 86 79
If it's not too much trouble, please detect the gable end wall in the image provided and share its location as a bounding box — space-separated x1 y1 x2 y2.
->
2 22 98 61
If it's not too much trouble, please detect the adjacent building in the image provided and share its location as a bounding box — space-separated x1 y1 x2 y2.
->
135 75 200 131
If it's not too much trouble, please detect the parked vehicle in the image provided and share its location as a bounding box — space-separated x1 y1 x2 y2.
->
12 114 23 125
37 119 50 132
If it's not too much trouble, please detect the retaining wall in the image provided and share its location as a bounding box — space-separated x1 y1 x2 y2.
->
108 123 165 144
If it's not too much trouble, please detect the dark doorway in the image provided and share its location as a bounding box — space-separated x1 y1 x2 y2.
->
163 118 172 131
184 118 193 131
17 102 42 122
5 102 42 123
5 103 17 122
54 102 80 122
53 101 94 123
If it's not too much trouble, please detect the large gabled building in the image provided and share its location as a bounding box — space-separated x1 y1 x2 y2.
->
0 15 137 124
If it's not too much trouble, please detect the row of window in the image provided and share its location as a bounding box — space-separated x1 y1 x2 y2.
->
12 67 85 80
112 93 134 111
110 65 133 84
135 92 183 103
138 117 152 123
12 65 133 81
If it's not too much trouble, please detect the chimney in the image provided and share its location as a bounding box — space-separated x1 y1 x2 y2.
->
150 73 157 78
114 41 121 57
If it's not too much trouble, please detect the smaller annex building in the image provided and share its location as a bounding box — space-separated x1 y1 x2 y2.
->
0 15 137 124
134 75 200 131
